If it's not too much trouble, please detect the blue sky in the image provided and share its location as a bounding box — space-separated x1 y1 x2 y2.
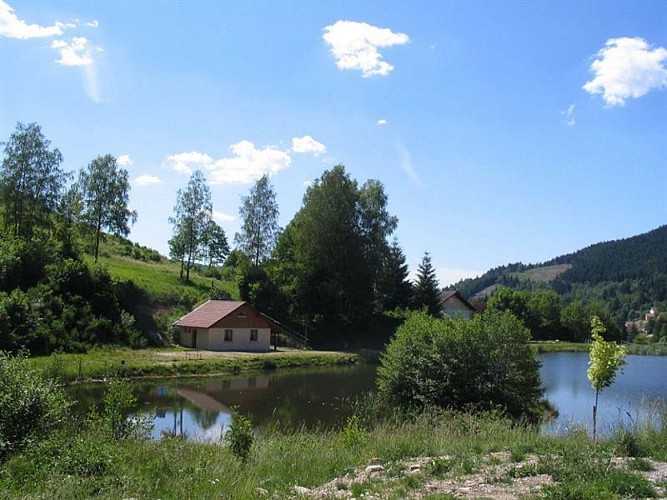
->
1 1 665 286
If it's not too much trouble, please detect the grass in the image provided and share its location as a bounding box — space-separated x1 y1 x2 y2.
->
2 409 666 499
27 347 360 383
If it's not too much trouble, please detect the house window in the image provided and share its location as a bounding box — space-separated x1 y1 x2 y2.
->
224 329 233 342
250 329 258 342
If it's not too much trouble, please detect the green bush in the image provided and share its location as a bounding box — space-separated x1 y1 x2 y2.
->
377 311 544 421
0 351 70 460
226 412 254 463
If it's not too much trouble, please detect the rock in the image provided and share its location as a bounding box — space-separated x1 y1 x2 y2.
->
255 487 269 496
365 465 384 473
293 485 311 495
409 464 421 473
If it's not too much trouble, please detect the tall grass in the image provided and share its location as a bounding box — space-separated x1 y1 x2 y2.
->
3 402 666 499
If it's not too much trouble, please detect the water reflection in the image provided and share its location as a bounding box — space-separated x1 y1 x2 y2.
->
67 354 667 441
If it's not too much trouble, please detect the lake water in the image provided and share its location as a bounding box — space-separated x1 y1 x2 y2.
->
67 352 667 441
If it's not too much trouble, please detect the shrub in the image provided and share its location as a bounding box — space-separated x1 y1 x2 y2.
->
0 351 70 460
377 311 544 421
226 412 254 463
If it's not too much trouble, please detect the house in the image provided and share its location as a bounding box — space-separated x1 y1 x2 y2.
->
173 300 274 351
439 290 476 319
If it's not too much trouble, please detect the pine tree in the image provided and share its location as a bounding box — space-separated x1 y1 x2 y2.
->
413 252 441 317
377 238 413 311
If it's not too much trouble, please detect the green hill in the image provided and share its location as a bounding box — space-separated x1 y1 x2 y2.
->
455 225 667 323
91 235 239 334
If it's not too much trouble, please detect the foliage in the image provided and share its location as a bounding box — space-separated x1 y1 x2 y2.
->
226 412 254 463
201 219 230 268
271 165 399 345
235 174 281 266
377 310 544 421
376 237 413 312
78 154 137 263
169 170 214 282
587 316 627 393
454 225 667 336
413 252 441 317
587 316 627 439
0 351 70 460
0 122 67 239
92 380 149 440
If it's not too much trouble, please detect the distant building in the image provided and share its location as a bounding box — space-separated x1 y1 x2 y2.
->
173 300 273 351
439 290 477 319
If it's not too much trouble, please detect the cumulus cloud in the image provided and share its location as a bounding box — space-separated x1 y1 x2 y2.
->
323 20 409 77
377 118 387 125
117 154 133 166
561 104 576 126
291 135 327 156
166 151 214 176
208 141 291 185
134 174 162 186
0 0 70 39
583 37 667 106
212 210 235 224
51 36 100 66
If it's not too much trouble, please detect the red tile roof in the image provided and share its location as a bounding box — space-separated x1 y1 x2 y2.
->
173 300 246 328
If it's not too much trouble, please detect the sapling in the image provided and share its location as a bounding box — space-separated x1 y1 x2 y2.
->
587 316 626 440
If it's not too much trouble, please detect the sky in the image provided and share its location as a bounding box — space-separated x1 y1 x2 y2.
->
1 1 666 287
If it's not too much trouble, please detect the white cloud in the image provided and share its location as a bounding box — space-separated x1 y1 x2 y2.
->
208 141 291 185
322 20 409 77
166 151 214 176
291 135 327 156
134 174 162 186
303 180 313 188
0 0 69 39
212 210 235 224
561 104 576 126
583 37 667 106
396 141 423 187
377 118 387 125
85 20 99 28
117 154 133 166
51 36 99 66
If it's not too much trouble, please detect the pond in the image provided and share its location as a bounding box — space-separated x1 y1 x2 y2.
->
67 352 667 441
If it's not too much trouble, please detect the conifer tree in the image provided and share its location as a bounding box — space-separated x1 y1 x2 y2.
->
413 252 441 317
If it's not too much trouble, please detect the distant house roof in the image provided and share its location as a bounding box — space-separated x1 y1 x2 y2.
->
439 290 477 312
173 300 248 329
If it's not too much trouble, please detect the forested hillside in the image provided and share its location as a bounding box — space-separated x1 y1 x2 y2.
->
455 225 667 328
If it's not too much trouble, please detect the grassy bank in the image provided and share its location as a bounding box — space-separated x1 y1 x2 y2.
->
27 348 360 383
2 409 666 499
532 341 667 356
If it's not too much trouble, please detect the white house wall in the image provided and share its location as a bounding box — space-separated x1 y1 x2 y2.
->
207 327 271 351
442 298 475 319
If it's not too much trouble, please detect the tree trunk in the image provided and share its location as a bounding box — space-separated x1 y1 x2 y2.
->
593 389 599 441
94 216 102 263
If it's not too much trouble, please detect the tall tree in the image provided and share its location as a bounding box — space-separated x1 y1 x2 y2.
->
78 155 137 263
377 238 413 311
358 179 398 305
272 165 399 343
202 219 230 268
235 175 280 266
413 252 441 317
0 122 66 239
169 170 212 282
